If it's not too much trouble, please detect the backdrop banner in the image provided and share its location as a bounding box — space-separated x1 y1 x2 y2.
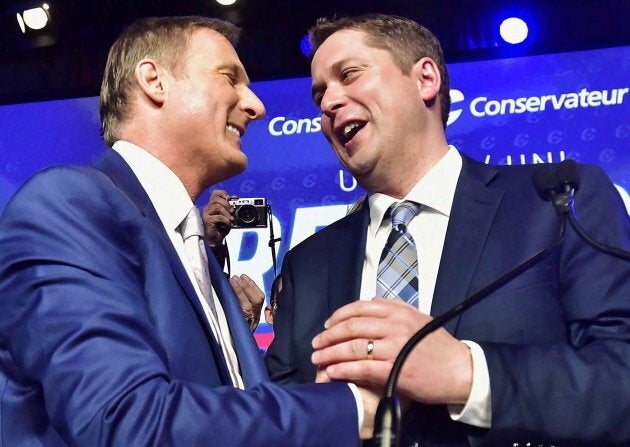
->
1 46 629 347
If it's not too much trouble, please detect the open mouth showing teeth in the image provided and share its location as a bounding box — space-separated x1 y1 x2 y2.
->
341 121 366 144
226 124 241 137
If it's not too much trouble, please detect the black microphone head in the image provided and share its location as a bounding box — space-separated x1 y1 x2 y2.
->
532 165 559 201
556 159 581 193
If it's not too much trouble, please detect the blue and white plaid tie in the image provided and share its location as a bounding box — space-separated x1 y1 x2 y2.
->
376 201 421 306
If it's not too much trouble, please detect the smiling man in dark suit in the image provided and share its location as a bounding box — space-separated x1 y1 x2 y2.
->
265 14 630 447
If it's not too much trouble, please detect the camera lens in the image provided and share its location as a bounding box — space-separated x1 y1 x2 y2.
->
237 205 257 224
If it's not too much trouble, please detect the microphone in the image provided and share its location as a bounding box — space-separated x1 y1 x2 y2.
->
372 166 568 447
554 159 630 262
556 158 581 194
532 163 560 201
532 160 575 217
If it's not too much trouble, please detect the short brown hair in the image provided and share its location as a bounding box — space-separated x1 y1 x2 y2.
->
309 14 451 129
99 16 240 147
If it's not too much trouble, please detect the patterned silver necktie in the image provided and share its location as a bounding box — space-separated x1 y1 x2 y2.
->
179 206 243 388
376 201 421 306
180 207 218 319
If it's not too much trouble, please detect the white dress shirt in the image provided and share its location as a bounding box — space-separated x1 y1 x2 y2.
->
112 141 244 389
359 146 491 428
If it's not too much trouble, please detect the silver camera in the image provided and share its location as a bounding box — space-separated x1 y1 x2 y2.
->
228 197 268 228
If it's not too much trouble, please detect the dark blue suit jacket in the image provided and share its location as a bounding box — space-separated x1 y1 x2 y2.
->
265 154 630 446
0 150 358 446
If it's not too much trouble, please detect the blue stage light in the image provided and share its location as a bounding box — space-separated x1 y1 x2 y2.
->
500 17 529 44
300 34 311 57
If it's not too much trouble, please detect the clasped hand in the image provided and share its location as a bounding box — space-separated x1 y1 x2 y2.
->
311 298 473 405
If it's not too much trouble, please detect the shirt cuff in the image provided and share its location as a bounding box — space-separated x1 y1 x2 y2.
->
447 340 492 428
347 382 365 433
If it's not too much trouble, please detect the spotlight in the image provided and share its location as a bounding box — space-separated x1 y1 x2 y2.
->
16 3 50 33
499 17 528 44
215 0 237 5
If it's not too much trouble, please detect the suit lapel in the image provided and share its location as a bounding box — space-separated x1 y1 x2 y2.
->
93 150 232 382
327 202 370 313
205 251 269 387
432 155 503 334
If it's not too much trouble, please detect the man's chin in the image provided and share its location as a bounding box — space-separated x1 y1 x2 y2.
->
224 156 248 178
205 156 246 186
233 155 248 173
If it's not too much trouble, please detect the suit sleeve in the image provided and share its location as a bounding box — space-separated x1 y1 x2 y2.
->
480 165 630 445
0 167 358 447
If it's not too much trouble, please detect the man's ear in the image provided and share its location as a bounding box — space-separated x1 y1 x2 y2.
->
412 57 441 102
264 306 274 325
134 58 166 105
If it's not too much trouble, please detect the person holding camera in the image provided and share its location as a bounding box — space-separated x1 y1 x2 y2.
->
202 189 265 331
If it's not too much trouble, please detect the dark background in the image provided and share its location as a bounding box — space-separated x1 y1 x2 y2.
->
1 0 629 105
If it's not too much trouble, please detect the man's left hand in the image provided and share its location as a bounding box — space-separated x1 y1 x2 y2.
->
230 274 264 331
311 298 473 405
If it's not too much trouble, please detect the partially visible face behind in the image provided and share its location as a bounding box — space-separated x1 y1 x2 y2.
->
165 28 265 186
264 305 274 325
311 29 428 192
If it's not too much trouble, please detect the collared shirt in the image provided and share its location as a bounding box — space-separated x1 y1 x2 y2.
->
359 146 491 428
111 141 366 431
112 140 244 389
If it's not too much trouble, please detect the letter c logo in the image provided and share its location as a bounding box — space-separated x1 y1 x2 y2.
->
447 89 465 126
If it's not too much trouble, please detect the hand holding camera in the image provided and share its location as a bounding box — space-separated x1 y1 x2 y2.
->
202 190 235 247
228 197 268 228
202 191 269 243
202 191 270 331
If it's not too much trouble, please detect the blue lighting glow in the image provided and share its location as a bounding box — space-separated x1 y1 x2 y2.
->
300 34 311 57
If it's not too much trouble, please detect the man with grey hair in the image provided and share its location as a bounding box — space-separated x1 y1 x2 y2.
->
0 15 377 446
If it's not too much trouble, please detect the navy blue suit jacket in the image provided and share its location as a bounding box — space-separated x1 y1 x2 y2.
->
0 150 358 446
266 154 630 446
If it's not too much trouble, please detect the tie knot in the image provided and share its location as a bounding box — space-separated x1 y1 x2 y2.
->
180 206 205 240
390 201 420 231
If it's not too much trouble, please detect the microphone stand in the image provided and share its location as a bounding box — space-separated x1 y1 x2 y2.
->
373 160 629 445
372 191 570 447
555 159 630 262
565 206 630 262
267 203 282 276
